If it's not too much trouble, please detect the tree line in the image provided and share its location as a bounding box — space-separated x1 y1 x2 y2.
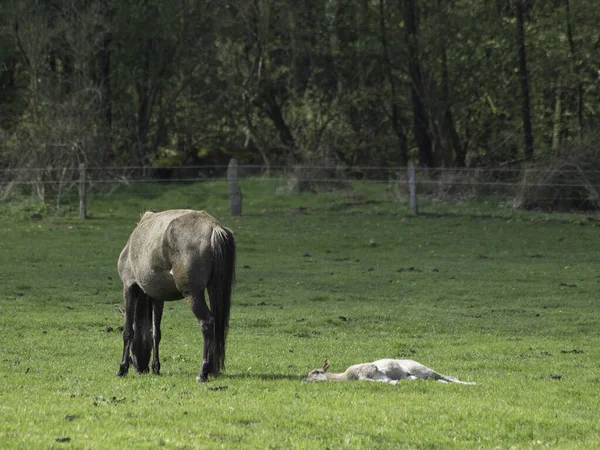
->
1 0 599 179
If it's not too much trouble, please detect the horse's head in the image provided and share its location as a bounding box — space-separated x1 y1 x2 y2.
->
131 318 153 374
130 342 152 374
302 359 330 383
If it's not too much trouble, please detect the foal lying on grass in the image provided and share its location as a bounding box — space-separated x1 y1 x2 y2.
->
302 359 475 385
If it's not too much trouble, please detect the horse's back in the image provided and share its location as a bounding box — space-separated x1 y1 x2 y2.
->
120 209 220 300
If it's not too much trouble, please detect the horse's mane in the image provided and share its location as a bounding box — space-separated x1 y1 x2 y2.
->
137 209 156 224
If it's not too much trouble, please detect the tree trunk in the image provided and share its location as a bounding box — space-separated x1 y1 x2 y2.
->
552 78 562 153
515 0 534 159
380 0 408 166
437 4 464 167
99 29 112 129
260 91 297 162
242 93 272 172
288 0 315 94
403 0 435 168
98 1 113 165
0 56 17 124
565 0 583 137
136 39 153 166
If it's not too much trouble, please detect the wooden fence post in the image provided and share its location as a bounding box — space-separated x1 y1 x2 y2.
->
408 162 418 216
79 162 87 219
227 158 242 216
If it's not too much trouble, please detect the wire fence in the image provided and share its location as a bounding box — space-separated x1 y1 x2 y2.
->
1 163 600 211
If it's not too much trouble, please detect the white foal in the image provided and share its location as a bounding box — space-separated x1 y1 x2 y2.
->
302 359 475 385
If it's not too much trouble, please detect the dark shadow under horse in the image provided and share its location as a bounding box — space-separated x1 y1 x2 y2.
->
117 209 235 382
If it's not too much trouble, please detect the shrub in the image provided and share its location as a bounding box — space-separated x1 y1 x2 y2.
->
515 146 600 211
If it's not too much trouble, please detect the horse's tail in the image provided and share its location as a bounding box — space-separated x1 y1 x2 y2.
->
131 286 153 373
207 225 236 377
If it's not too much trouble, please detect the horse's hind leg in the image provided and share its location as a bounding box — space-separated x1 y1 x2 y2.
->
189 292 215 382
151 298 164 375
117 284 138 377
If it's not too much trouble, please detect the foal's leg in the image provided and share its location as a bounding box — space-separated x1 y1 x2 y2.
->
151 298 164 375
188 292 215 382
117 284 137 377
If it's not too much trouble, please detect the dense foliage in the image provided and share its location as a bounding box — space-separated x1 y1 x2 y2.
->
1 0 599 173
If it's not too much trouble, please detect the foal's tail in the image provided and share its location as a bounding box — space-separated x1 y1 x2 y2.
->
434 372 476 385
207 225 236 377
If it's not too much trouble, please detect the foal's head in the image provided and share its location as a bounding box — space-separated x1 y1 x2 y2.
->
302 359 331 383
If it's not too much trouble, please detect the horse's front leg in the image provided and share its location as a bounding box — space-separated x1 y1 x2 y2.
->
189 293 215 382
151 298 164 375
117 284 137 377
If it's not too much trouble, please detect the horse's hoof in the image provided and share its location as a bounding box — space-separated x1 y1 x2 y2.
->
152 362 160 375
117 369 128 377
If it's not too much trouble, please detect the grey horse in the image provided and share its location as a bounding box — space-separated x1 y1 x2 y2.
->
117 209 235 382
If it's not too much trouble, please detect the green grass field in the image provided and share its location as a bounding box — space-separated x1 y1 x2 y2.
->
1 180 599 449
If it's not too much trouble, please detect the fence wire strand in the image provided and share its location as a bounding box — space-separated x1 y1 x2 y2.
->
2 165 600 209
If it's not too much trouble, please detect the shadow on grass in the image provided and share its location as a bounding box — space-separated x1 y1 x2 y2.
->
224 373 302 382
418 210 600 224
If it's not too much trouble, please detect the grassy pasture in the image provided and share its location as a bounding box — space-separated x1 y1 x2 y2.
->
1 180 599 449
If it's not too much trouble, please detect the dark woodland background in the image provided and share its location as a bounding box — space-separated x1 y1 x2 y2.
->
1 1 599 205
